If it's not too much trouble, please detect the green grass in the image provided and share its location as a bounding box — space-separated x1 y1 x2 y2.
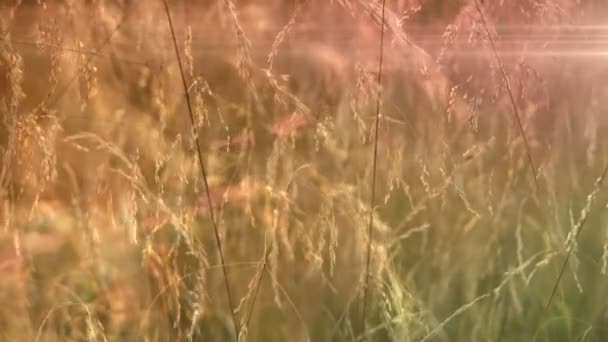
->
1 1 608 341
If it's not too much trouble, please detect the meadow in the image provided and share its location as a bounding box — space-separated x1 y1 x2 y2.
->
1 0 608 341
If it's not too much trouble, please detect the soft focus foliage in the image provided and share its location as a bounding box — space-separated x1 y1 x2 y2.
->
1 0 608 341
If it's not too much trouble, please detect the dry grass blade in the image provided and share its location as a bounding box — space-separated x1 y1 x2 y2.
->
239 238 273 341
267 0 310 70
160 0 239 338
41 5 131 111
354 0 431 59
530 163 608 341
473 0 540 192
360 0 387 334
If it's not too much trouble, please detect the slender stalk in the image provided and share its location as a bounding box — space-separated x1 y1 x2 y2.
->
160 0 239 337
241 239 273 339
530 163 608 340
360 0 387 334
473 0 540 192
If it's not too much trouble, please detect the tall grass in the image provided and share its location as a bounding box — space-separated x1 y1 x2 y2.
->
360 0 387 336
2 0 608 341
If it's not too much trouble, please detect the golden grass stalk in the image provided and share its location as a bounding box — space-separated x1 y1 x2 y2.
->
360 0 387 334
472 0 539 192
160 0 239 338
531 163 608 340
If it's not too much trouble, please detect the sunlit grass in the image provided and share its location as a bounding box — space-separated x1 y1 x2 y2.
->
2 1 608 341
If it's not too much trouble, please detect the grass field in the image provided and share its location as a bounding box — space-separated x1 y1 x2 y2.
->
2 0 608 341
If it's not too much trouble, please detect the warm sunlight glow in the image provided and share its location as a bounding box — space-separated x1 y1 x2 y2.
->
2 1 608 341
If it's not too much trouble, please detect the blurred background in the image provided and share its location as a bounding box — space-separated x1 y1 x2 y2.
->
2 0 608 341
